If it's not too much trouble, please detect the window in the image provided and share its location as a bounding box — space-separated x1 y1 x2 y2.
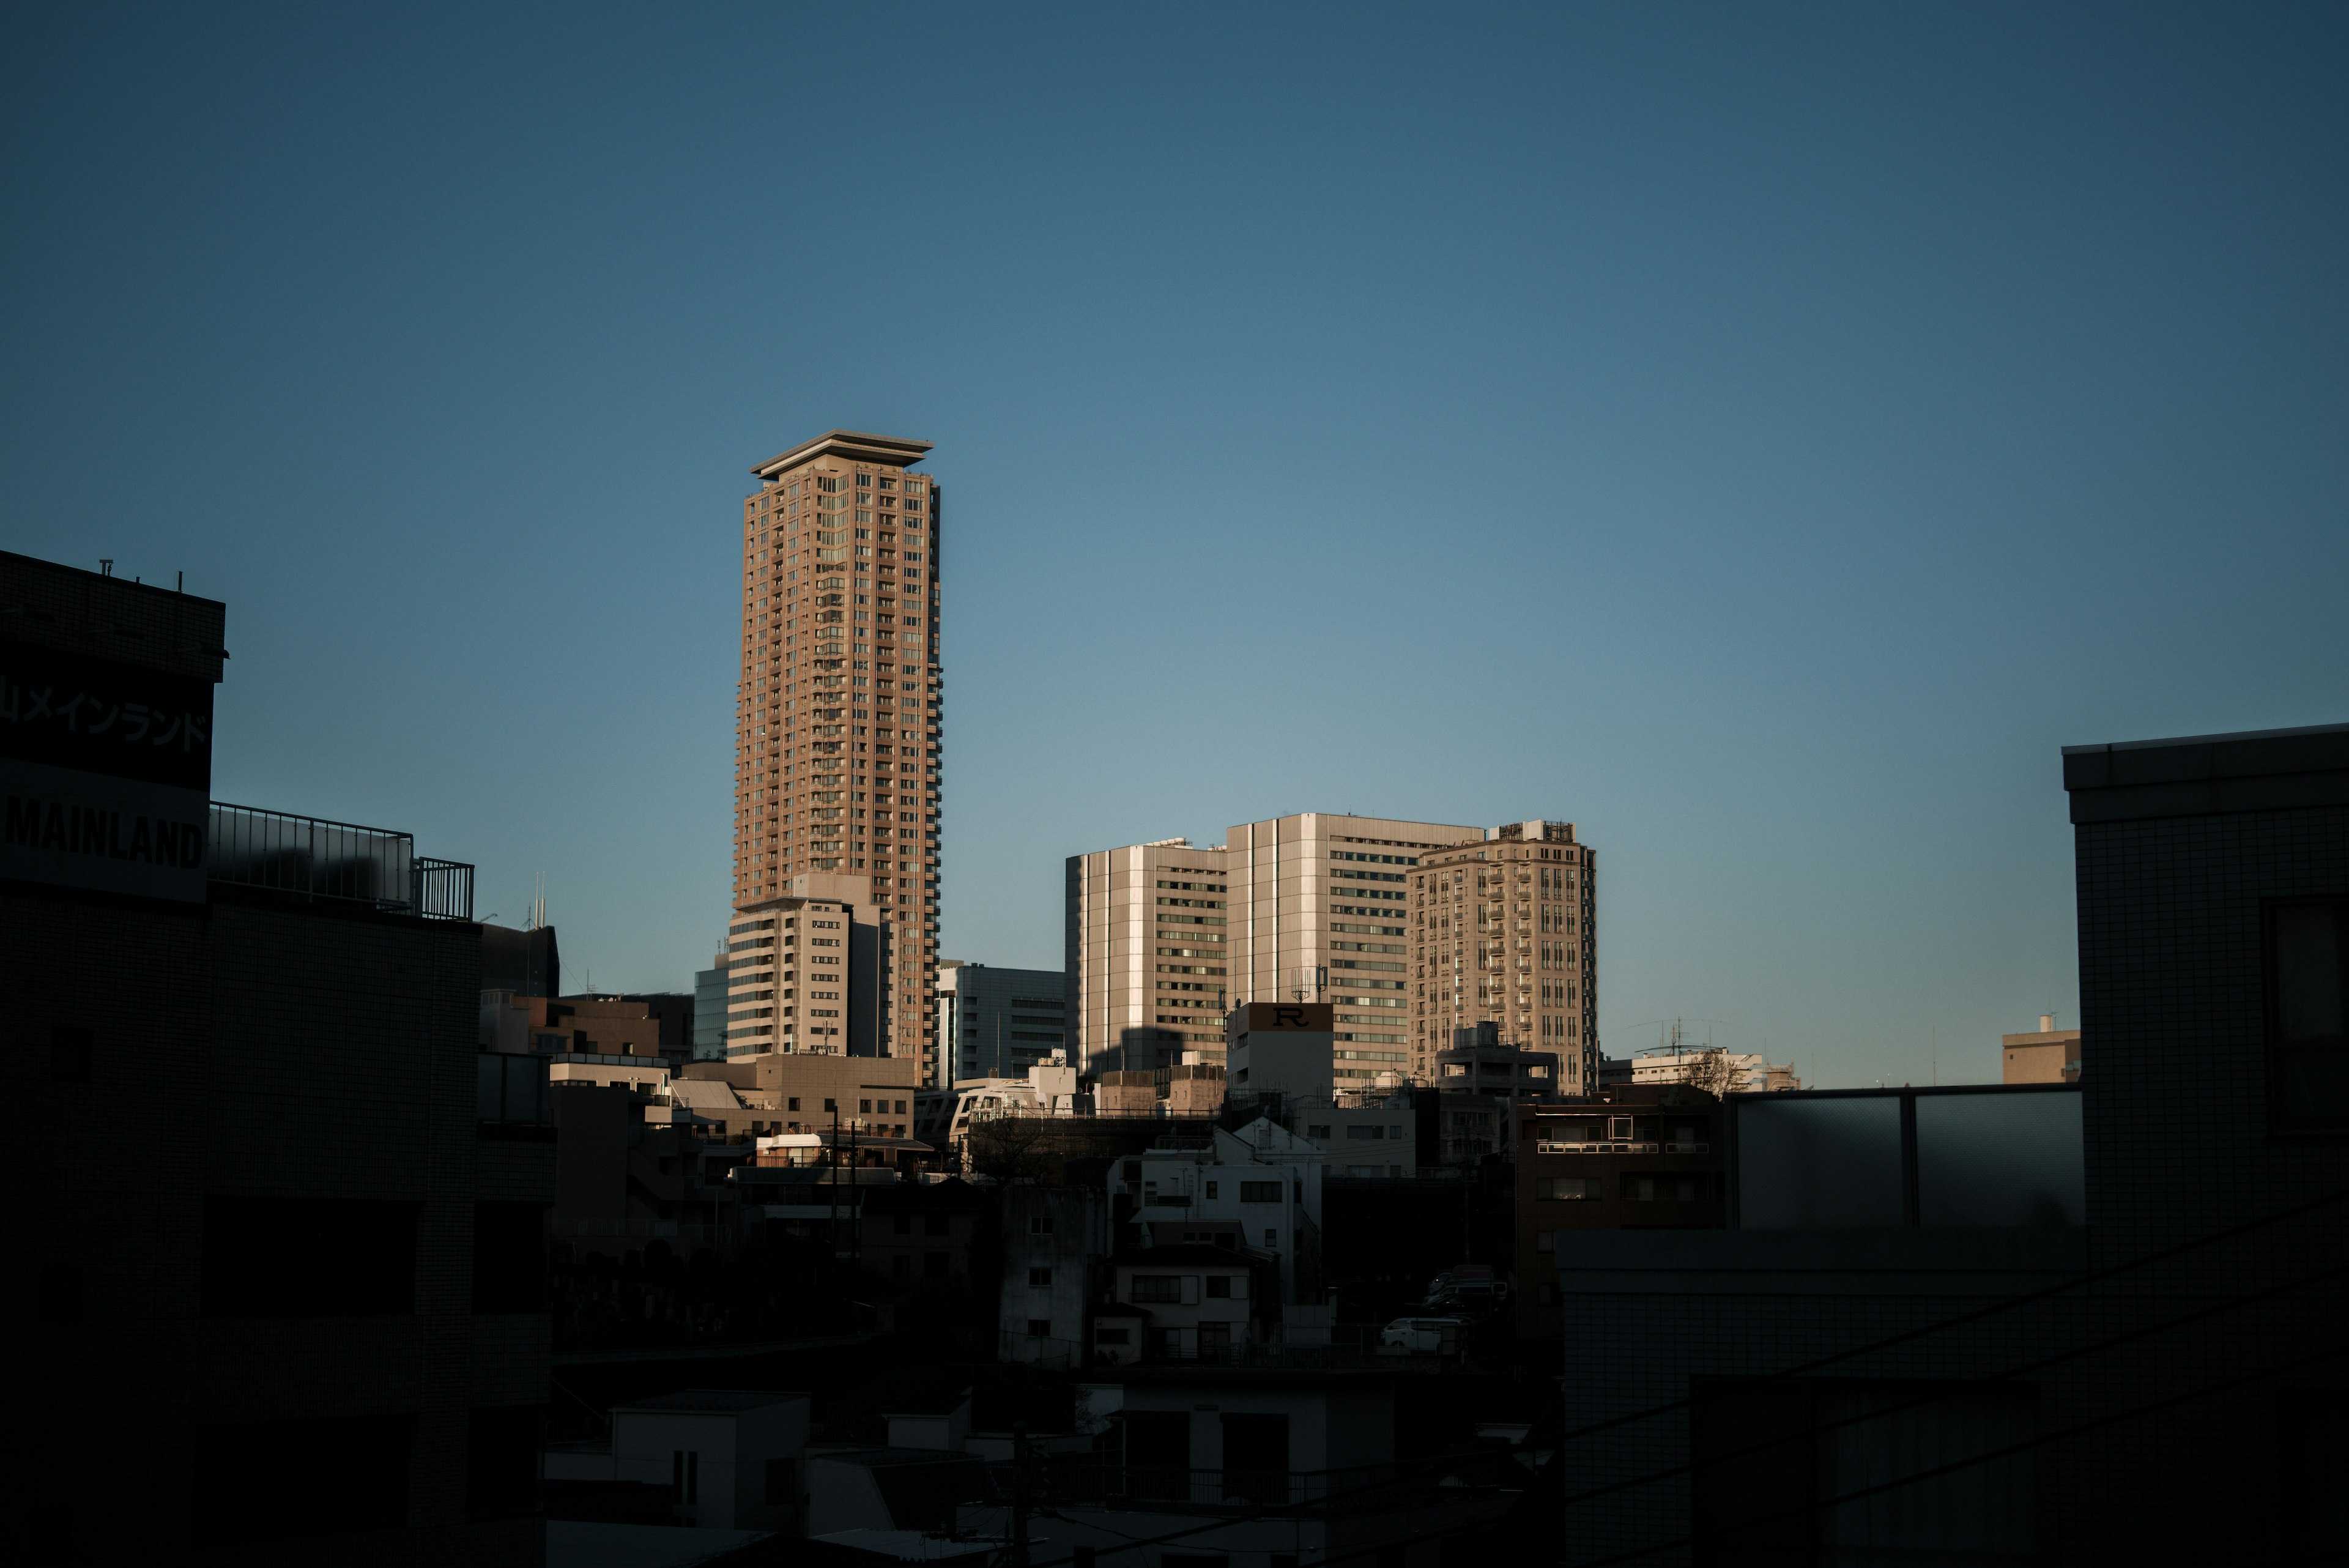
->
1204 1181 1219 1199
1028 1318 1053 1337
1206 1275 1231 1298
765 1457 797 1506
1239 1181 1282 1203
788 1097 800 1112
1028 1215 1055 1235
1130 1275 1183 1302
1540 1177 1605 1201
924 1252 949 1279
1307 1124 1332 1139
673 1449 700 1504
924 1213 949 1236
1029 1266 1053 1287
2268 897 2349 1132
1625 1176 1657 1202
1097 1327 1131 1345
1346 1124 1384 1140
891 1255 911 1279
1264 1228 1278 1247
893 1214 911 1236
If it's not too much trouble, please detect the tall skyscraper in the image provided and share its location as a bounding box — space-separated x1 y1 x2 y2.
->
730 430 943 1061
1410 819 1598 1090
1066 836 1232 1073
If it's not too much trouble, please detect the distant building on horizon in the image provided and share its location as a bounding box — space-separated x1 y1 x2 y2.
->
937 959 1066 1085
1410 820 1599 1093
2003 1013 2082 1082
1065 836 1233 1074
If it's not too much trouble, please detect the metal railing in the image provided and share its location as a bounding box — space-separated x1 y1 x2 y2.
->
1022 1457 1502 1513
209 802 473 919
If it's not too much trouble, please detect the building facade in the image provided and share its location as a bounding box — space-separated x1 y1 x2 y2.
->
3 551 551 1563
722 882 886 1057
2001 1013 2082 1082
1066 836 1233 1073
1224 812 1486 1088
732 429 943 1065
1409 820 1597 1091
937 959 1067 1085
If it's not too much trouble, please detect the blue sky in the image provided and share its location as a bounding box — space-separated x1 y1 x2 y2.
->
6 4 2343 1085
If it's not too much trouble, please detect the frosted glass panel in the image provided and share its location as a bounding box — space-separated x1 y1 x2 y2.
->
1736 1097 1905 1228
1915 1091 2085 1228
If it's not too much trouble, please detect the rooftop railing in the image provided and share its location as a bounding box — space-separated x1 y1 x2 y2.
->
209 801 473 920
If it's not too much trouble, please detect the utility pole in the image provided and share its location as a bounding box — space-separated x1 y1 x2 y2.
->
1008 1421 1030 1568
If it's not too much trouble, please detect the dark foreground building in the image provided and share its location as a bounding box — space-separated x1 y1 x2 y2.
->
4 552 552 1565
1552 721 2349 1564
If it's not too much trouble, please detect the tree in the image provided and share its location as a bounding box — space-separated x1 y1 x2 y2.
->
1686 1047 1743 1098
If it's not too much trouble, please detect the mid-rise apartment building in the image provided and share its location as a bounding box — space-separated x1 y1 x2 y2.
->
1409 820 1598 1091
1066 836 1234 1072
722 879 884 1058
732 429 943 1064
938 959 1067 1084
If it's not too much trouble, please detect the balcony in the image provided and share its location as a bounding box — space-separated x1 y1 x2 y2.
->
209 801 473 919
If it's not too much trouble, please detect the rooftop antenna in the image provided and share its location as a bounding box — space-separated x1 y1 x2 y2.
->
99 559 114 578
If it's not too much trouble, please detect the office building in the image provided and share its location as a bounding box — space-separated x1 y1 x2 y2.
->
732 429 943 1066
1066 835 1233 1072
3 551 550 1562
2002 1013 2082 1082
1409 819 1598 1090
937 958 1066 1085
1226 813 1485 1089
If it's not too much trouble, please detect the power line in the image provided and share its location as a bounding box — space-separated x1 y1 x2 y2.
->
1569 1337 2349 1568
1557 1254 2349 1515
1004 1184 2349 1568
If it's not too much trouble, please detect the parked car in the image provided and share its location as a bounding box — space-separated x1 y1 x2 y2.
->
1379 1316 1471 1354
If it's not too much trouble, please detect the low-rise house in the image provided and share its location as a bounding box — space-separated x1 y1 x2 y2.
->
857 1178 996 1290
1117 1118 1327 1311
544 1389 809 1533
959 1369 1515 1567
1294 1091 1417 1175
1107 1244 1267 1361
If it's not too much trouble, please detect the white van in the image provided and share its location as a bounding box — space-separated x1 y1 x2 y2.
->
1379 1316 1469 1354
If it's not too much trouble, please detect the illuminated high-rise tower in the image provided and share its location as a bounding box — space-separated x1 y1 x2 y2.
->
727 430 942 1068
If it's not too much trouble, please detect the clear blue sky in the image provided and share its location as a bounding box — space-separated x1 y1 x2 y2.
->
6 5 2343 1085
